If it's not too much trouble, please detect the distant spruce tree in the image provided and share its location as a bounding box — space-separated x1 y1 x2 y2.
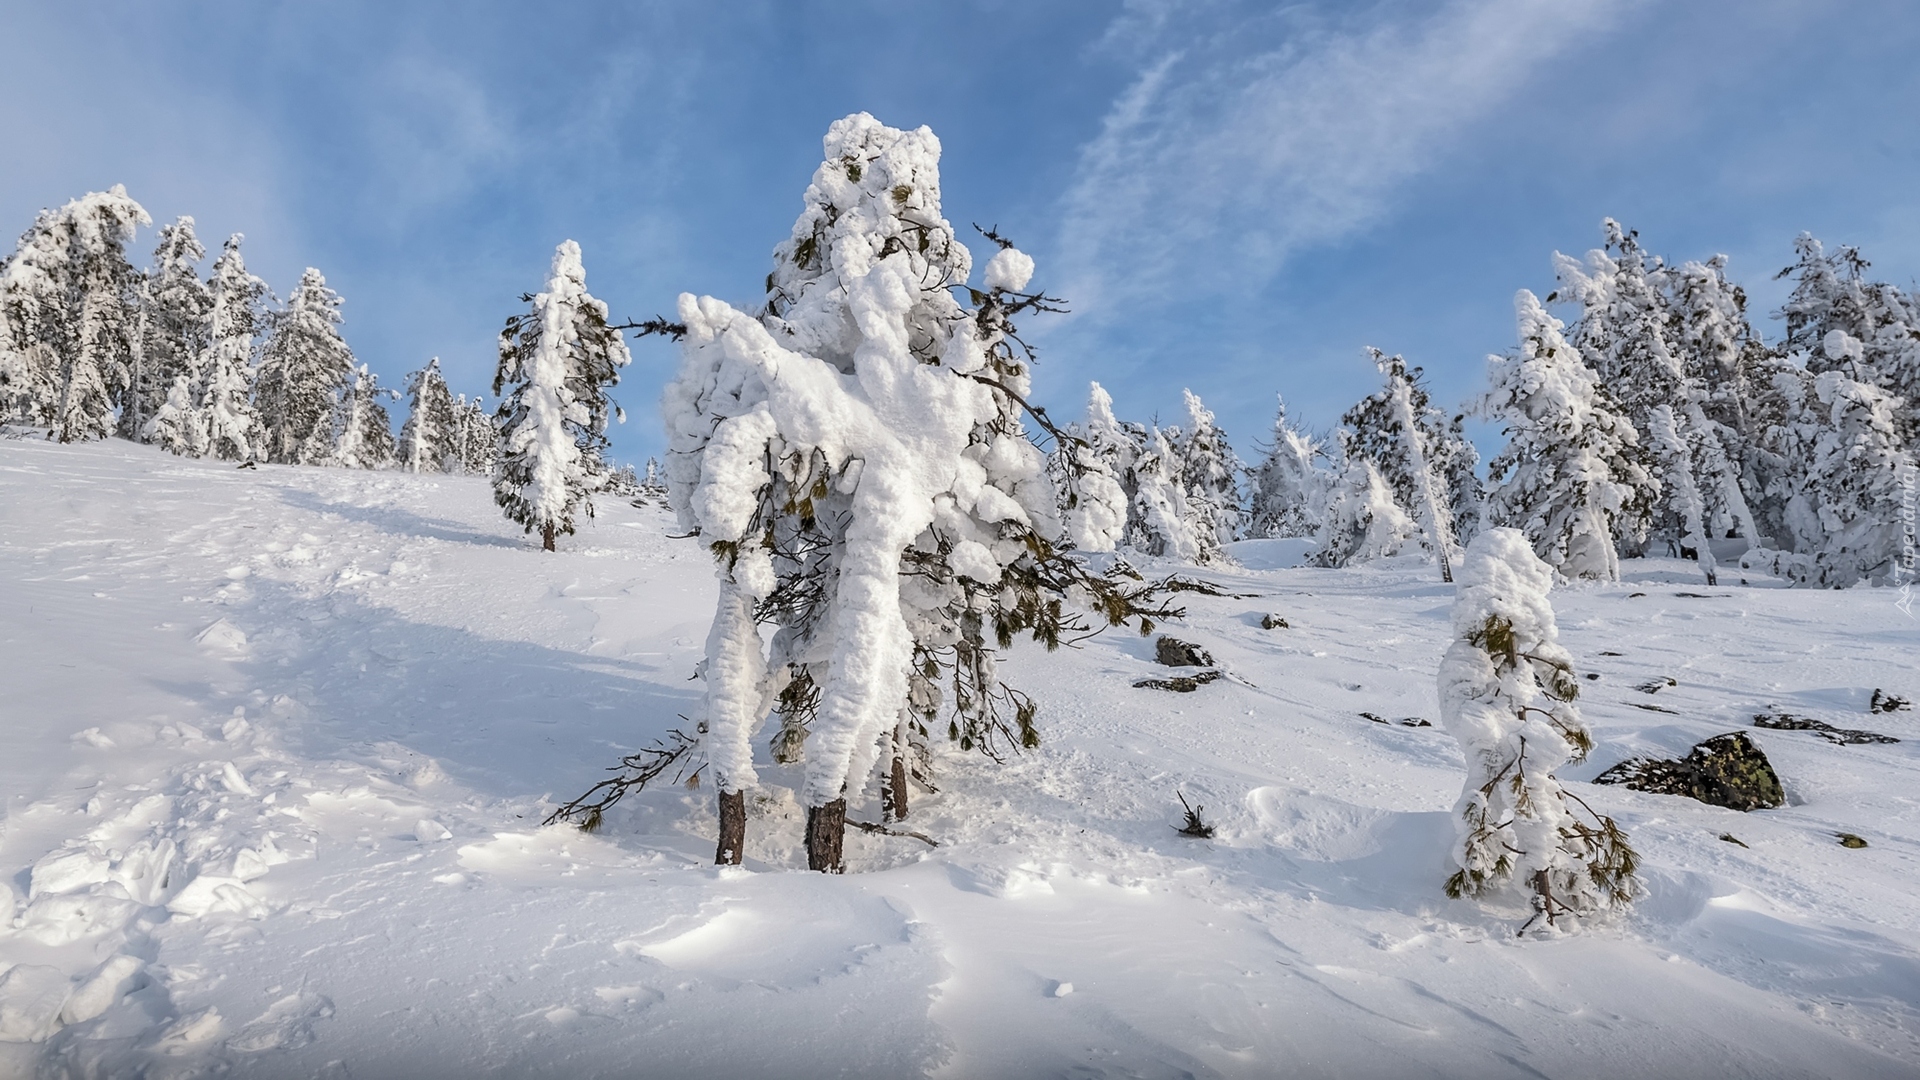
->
127 217 212 446
492 240 630 551
199 236 267 462
334 364 397 469
1247 395 1325 540
255 268 356 465
398 357 460 473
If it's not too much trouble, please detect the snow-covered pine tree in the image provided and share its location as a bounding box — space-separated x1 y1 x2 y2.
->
1776 233 1920 443
1742 332 1914 587
398 357 460 473
125 217 212 444
1313 432 1417 567
255 268 356 465
1439 528 1638 928
1129 425 1205 562
1666 255 1764 555
0 188 151 441
199 236 266 462
1059 381 1141 553
653 114 1166 871
1340 349 1477 579
1483 290 1651 582
493 240 631 550
334 364 396 469
452 395 497 475
1247 395 1325 539
1172 389 1245 562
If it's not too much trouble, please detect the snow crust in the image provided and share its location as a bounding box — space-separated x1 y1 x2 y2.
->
2 440 1919 1077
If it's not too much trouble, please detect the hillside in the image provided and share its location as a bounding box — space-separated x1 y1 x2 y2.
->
1 437 1917 1078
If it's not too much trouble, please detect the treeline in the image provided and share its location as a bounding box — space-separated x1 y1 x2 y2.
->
0 188 669 550
1075 220 1917 589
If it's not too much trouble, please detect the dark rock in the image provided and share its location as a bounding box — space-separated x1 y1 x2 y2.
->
1361 712 1431 728
1753 712 1898 745
1260 613 1290 629
1870 689 1911 714
1155 637 1214 667
1633 677 1677 694
1837 832 1869 849
1593 732 1785 811
1718 833 1748 848
1133 670 1223 693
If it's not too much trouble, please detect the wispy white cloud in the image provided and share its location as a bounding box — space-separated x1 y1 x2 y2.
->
1057 0 1635 316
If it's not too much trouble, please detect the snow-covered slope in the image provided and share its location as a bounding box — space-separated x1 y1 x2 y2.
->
2 437 1917 1078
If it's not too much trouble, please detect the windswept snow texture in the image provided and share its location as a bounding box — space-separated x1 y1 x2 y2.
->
2 439 1919 1079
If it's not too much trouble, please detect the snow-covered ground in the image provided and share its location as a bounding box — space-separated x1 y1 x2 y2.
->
2 436 1918 1079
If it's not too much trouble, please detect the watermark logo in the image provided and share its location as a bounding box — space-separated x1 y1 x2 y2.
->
1899 458 1916 618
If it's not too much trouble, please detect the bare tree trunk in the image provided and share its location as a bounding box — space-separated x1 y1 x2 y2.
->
716 789 745 865
805 798 846 873
542 521 556 552
882 738 909 823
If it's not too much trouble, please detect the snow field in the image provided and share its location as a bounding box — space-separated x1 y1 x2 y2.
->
2 438 1918 1078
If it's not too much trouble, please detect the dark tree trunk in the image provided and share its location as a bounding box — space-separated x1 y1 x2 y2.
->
805 798 846 873
883 750 909 822
542 521 556 552
716 789 746 865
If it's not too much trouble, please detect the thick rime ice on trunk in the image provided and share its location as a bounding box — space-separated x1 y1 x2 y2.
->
493 241 630 548
1339 350 1479 573
1647 404 1716 584
335 365 397 470
1438 529 1637 926
1483 291 1647 582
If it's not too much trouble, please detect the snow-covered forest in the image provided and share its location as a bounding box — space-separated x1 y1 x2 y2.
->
2 110 1918 1078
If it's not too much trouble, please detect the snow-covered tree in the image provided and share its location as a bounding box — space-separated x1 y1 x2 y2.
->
0 187 150 441
492 240 631 550
651 114 1165 871
1314 435 1416 568
1776 233 1920 441
1340 350 1477 579
1742 335 1914 587
141 374 205 456
199 235 265 462
334 364 396 469
124 217 211 443
1129 426 1205 562
398 357 459 473
1171 389 1245 560
1667 255 1764 554
255 268 356 465
1058 382 1142 554
1439 528 1638 928
1483 291 1652 582
452 395 497 475
1247 395 1325 539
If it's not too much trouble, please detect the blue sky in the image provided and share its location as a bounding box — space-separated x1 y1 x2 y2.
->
5 0 1918 464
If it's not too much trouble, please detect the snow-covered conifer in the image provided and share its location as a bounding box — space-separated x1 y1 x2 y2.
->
124 217 211 443
199 236 265 462
1439 528 1638 927
453 395 497 475
398 357 459 473
255 268 356 465
1341 350 1476 578
1172 389 1244 561
142 374 205 456
1314 435 1416 567
0 187 150 441
1667 255 1764 553
1247 395 1324 539
1777 234 1920 435
1483 291 1651 581
334 364 396 469
1743 337 1914 587
1129 426 1205 562
656 114 1162 871
1057 382 1138 552
493 240 631 550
